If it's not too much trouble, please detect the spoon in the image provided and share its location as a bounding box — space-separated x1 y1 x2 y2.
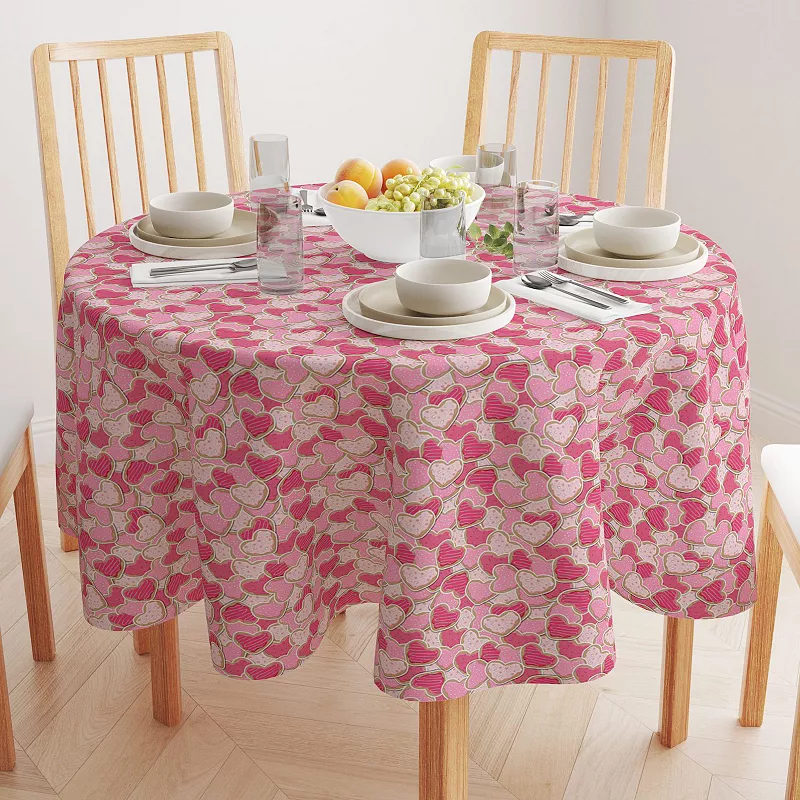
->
559 212 595 226
149 257 257 278
521 273 610 309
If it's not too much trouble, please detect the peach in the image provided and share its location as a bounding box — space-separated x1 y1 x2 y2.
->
334 158 383 199
381 158 420 189
325 180 369 209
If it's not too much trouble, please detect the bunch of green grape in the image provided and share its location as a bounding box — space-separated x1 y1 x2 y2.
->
365 167 476 213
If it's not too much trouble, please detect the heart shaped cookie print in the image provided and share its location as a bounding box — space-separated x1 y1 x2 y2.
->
231 480 269 509
380 604 406 628
447 353 490 376
241 527 278 556
486 660 523 684
378 651 409 678
666 464 699 492
664 551 699 575
397 509 436 538
191 373 221 404
482 610 521 636
544 416 578 447
516 571 556 596
549 476 583 504
420 398 460 431
430 460 462 488
93 479 123 508
400 564 439 591
195 429 227 460
616 464 648 489
512 520 553 546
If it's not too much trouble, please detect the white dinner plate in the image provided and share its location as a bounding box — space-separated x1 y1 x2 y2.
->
359 279 508 326
564 229 701 268
134 208 256 247
129 226 257 260
343 285 516 340
557 241 708 282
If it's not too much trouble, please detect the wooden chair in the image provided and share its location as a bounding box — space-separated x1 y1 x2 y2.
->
0 401 56 769
463 32 675 208
740 446 800 799
32 31 246 726
456 31 689 754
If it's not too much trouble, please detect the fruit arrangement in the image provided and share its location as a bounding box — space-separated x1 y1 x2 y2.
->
326 157 477 213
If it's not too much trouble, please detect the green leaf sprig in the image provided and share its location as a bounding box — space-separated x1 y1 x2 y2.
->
468 221 513 258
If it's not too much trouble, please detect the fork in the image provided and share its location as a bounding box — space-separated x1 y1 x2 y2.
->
538 269 630 305
299 189 313 214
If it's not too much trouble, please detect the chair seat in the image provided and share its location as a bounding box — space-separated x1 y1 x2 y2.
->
762 444 800 541
0 400 33 476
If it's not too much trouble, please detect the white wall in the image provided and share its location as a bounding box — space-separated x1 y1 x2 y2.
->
0 0 605 461
605 0 800 442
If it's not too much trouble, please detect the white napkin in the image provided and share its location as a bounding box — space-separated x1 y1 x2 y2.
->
130 260 258 288
495 276 651 324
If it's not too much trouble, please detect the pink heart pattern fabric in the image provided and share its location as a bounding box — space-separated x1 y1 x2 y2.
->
55 193 755 701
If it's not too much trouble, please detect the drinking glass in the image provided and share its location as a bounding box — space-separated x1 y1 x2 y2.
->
420 196 466 259
253 189 304 294
476 143 517 210
513 180 559 275
249 134 290 190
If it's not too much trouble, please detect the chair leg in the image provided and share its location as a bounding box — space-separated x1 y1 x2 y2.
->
787 685 800 800
741 487 783 727
660 616 694 747
419 696 468 800
0 630 15 771
13 428 55 662
133 629 151 655
60 530 79 552
150 618 181 726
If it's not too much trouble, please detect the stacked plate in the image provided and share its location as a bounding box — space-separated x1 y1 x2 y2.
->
129 209 257 260
559 228 708 282
343 278 515 341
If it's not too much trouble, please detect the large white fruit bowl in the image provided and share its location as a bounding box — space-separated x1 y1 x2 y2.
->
317 182 485 263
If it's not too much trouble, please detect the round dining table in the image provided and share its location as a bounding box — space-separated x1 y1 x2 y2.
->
55 192 755 799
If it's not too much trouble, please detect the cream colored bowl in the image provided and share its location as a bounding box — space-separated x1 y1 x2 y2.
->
318 183 484 264
592 206 681 258
149 192 234 239
394 258 492 316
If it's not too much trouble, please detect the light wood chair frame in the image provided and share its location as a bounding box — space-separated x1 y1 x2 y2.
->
463 32 675 208
0 425 56 769
32 31 246 727
741 485 800 799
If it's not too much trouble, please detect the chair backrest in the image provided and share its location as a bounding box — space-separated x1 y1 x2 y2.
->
463 32 675 208
32 32 246 313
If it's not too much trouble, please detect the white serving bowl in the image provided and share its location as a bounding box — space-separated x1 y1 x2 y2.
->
318 183 485 263
592 206 681 258
430 155 477 182
394 258 492 316
149 191 234 239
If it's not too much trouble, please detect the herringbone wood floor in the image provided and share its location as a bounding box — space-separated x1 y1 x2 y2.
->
0 439 794 800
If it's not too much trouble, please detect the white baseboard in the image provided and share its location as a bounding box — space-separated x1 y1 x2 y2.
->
31 415 56 466
750 388 800 445
31 389 800 465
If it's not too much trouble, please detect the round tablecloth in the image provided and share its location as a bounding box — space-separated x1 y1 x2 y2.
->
55 193 755 701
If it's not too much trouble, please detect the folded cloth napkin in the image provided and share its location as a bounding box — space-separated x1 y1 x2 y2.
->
130 260 258 288
495 276 652 324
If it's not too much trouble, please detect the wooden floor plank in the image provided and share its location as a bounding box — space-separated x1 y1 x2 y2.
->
27 634 151 791
562 694 652 800
198 747 289 800
498 683 598 800
677 738 790 784
9 621 125 748
127 707 234 800
716 776 786 800
60 689 196 800
0 744 56 796
469 684 535 779
326 605 379 663
635 733 712 799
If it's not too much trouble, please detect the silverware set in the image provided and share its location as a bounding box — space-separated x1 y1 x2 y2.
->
520 269 628 310
299 189 326 216
149 257 257 278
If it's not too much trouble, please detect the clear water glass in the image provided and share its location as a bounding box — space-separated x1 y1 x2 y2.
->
253 189 304 294
513 180 559 275
249 134 290 190
420 196 466 259
476 143 517 210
